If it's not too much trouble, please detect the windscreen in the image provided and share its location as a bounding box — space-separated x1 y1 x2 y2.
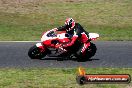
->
47 31 57 37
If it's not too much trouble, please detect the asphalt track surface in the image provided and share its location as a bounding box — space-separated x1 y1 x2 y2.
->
0 41 132 68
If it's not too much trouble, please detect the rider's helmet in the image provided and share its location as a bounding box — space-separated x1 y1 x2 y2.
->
65 18 75 31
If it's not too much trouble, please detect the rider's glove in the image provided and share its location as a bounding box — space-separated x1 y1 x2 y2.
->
51 28 58 32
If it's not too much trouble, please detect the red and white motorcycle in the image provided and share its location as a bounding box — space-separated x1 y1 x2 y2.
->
28 30 99 61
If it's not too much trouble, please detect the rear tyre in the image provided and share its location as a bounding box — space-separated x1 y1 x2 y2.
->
28 45 47 59
77 42 97 62
85 42 97 58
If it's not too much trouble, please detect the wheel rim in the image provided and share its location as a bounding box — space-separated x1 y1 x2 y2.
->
31 48 42 57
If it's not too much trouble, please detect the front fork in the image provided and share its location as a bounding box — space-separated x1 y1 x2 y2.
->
36 43 45 52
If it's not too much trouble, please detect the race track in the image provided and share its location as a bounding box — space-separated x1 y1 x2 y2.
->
0 41 132 68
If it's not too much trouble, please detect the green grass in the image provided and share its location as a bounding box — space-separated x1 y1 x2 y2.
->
0 68 131 88
0 0 132 41
0 1 131 88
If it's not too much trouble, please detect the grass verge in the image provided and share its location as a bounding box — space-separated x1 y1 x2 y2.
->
0 68 131 88
0 0 132 41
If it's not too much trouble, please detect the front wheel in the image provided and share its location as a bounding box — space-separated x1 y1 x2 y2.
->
28 45 47 59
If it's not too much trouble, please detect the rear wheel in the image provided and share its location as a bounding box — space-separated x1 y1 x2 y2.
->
77 42 97 61
85 42 97 58
28 45 47 59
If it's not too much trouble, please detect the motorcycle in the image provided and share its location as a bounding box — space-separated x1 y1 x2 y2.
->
28 29 99 61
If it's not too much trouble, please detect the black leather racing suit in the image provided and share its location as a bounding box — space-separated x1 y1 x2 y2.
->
56 23 90 56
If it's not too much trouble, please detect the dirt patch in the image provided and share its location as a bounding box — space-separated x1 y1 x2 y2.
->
0 0 84 4
0 0 85 14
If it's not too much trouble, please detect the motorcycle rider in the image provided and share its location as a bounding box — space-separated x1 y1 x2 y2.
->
52 18 90 58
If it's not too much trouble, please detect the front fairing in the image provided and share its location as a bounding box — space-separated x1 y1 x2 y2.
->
41 31 71 48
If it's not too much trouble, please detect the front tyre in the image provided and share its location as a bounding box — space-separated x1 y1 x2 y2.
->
28 45 47 59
